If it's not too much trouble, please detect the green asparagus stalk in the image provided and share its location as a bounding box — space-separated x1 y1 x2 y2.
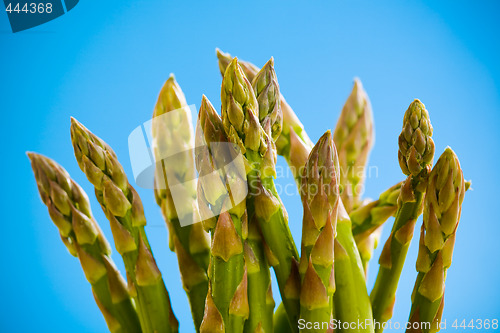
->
216 49 313 182
333 78 374 213
406 148 465 333
333 200 374 333
28 153 141 333
350 182 402 273
245 213 275 333
221 58 301 331
370 100 435 332
298 130 338 333
70 118 178 333
152 75 210 331
196 96 249 333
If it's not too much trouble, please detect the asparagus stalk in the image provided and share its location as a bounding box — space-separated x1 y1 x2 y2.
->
216 49 313 183
196 96 249 333
350 182 402 273
221 58 301 331
70 118 178 333
370 100 435 332
333 201 374 333
245 213 275 333
298 131 338 333
333 78 374 213
28 153 141 333
406 148 465 333
152 75 210 331
243 59 281 333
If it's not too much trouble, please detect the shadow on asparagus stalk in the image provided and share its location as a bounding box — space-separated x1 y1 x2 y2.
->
27 49 468 333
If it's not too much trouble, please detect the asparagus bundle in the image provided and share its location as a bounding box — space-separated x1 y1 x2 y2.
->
152 75 210 331
28 50 469 333
407 148 465 333
298 131 338 332
370 100 435 331
70 118 178 333
28 153 141 333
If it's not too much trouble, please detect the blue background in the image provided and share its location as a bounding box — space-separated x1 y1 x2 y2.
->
1 1 499 332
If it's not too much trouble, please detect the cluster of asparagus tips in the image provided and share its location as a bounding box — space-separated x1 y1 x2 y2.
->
221 57 301 331
152 75 211 331
333 78 374 213
407 148 465 333
298 131 338 332
216 49 313 182
370 99 435 331
70 118 178 333
28 153 141 333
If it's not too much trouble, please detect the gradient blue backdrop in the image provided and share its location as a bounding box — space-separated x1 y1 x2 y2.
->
2 1 499 332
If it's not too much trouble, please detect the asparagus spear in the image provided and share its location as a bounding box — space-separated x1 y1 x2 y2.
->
370 100 435 332
406 148 465 333
152 75 210 331
221 58 301 331
350 182 402 273
298 131 338 333
215 49 313 183
243 58 282 333
333 78 374 213
70 118 178 333
28 153 141 333
196 96 249 333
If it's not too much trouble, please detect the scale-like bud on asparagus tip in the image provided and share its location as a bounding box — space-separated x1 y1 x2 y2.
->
301 130 340 231
221 58 265 154
252 57 283 142
216 48 259 82
333 78 374 212
398 99 435 177
70 117 128 192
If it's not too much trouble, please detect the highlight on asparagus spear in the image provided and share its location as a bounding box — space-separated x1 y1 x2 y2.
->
70 118 178 333
298 130 338 332
221 58 301 331
196 96 249 333
28 153 141 333
406 148 465 333
333 78 374 213
215 48 313 182
350 182 402 273
152 75 210 331
370 99 435 332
